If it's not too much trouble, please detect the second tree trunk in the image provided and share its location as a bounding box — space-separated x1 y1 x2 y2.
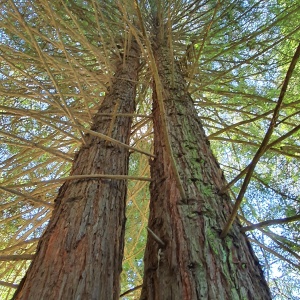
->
140 45 271 300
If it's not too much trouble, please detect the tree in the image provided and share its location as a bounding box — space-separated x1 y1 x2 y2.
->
12 42 140 299
1 0 300 299
140 34 271 300
0 1 145 299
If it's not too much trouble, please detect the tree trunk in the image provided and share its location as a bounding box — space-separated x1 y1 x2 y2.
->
13 44 140 300
140 45 272 299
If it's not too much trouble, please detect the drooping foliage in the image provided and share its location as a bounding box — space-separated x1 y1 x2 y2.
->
0 1 299 299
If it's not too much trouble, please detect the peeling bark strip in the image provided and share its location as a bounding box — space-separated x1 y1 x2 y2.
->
140 45 272 299
13 44 140 300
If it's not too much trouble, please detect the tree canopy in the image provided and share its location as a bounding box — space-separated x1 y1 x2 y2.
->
0 0 299 299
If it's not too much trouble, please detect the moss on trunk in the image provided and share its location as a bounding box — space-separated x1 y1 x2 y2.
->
140 45 271 300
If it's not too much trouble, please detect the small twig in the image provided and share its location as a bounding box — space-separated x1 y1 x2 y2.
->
0 186 53 208
147 227 165 247
80 127 155 158
241 214 300 232
120 284 142 297
220 123 300 194
5 174 152 189
248 237 300 270
0 280 18 289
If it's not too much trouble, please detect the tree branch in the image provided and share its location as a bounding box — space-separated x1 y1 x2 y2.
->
221 42 300 238
120 284 142 298
248 238 300 270
0 280 18 289
241 214 300 232
0 254 34 261
220 123 300 193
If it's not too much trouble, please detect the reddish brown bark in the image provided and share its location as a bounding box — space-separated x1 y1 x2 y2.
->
140 45 272 299
13 44 140 300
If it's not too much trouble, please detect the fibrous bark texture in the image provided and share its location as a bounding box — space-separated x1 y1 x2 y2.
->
140 45 272 300
13 45 140 300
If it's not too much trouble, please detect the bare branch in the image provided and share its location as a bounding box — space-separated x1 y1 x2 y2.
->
221 42 300 238
0 280 19 289
0 254 34 261
242 214 300 232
